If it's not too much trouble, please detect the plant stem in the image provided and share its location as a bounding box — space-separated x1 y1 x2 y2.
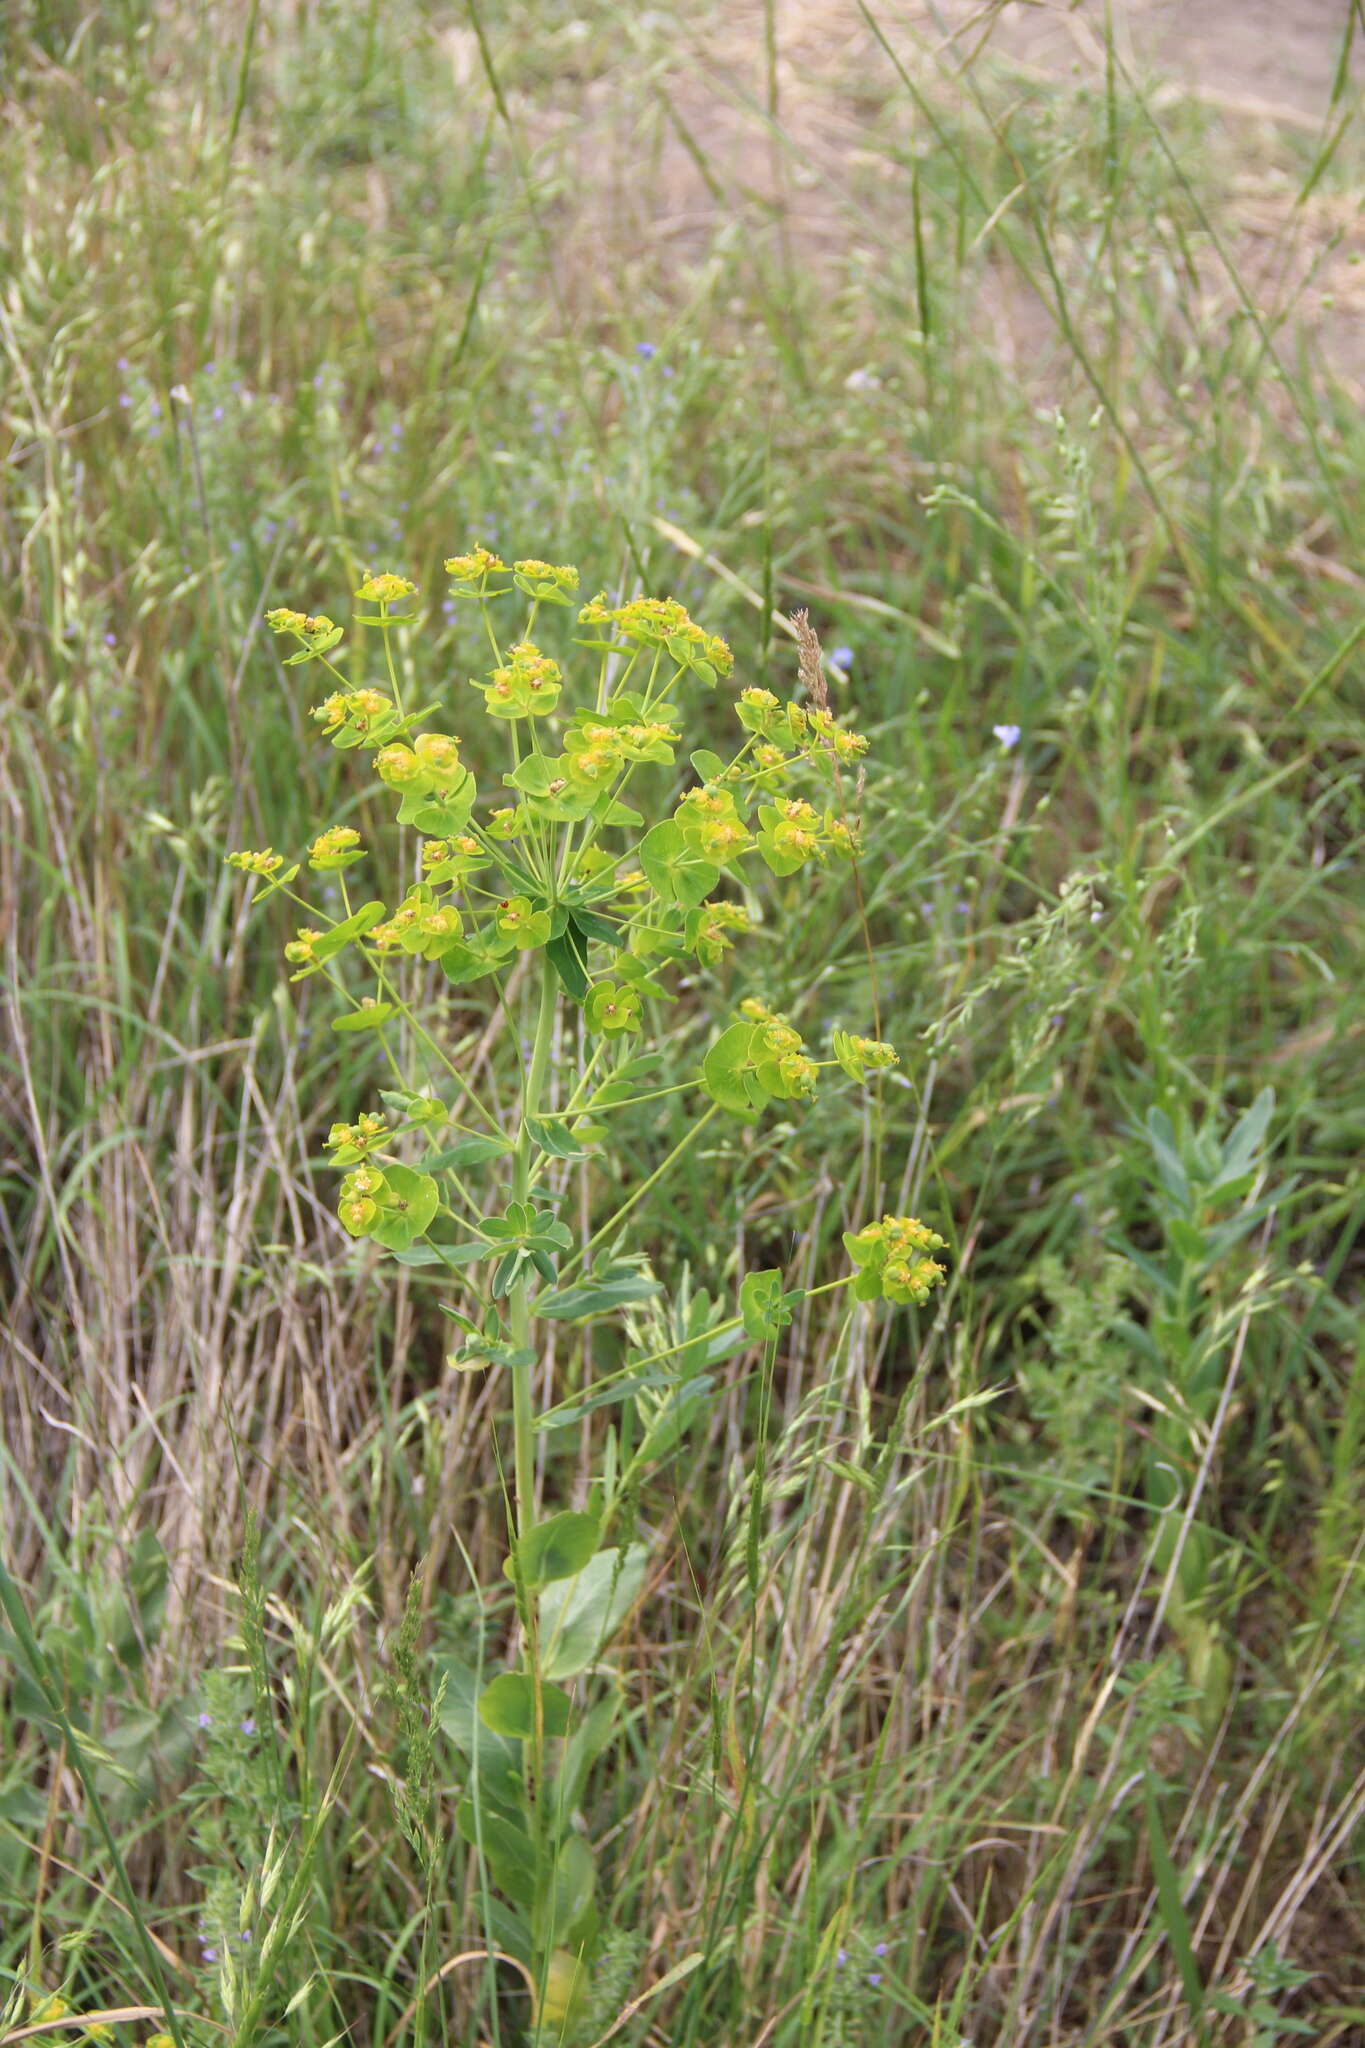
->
510 963 559 1541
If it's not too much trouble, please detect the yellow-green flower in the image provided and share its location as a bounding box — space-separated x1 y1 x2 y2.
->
514 557 579 593
444 546 506 581
308 826 363 871
585 982 642 1036
844 1214 949 1305
778 1051 818 1095
283 927 323 966
475 642 562 720
354 572 417 604
225 848 284 877
376 743 427 791
264 606 309 635
494 896 551 948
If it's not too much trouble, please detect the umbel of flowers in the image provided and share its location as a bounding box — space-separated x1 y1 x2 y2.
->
229 551 947 2037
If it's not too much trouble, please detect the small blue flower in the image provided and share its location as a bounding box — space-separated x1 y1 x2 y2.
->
830 645 853 669
240 1716 256 1736
197 1711 212 1729
993 723 1021 750
873 1943 888 1957
835 1948 847 1968
201 1946 219 1964
868 1971 882 1987
635 342 657 359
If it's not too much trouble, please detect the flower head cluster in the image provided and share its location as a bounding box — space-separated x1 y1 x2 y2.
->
738 687 868 774
444 545 507 582
580 593 732 683
326 1112 388 1164
265 607 336 638
338 1163 388 1236
225 847 284 877
354 572 417 605
234 556 905 1261
844 1215 949 1305
474 643 563 720
832 1029 899 1081
376 730 465 794
311 688 399 745
265 608 344 666
309 826 364 871
514 558 579 599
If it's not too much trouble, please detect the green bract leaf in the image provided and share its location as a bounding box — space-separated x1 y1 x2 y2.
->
438 939 504 987
701 1021 766 1118
639 819 718 912
370 1164 439 1252
396 778 476 834
477 1673 573 1740
740 1269 798 1341
506 755 595 821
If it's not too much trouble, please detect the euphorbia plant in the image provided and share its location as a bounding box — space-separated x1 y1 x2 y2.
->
229 551 947 2040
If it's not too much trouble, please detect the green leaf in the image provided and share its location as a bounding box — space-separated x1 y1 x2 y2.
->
331 1002 395 1033
568 907 619 944
546 921 591 1002
516 1511 600 1587
312 899 387 962
1214 1087 1275 1188
396 775 475 833
547 1834 597 1944
1144 1108 1191 1209
690 749 726 781
424 1133 515 1172
456 1795 536 1908
434 1653 525 1819
1144 1778 1205 2026
526 1114 592 1162
506 755 595 819
539 1544 648 1681
477 1673 573 1740
551 1695 619 1817
538 1262 661 1322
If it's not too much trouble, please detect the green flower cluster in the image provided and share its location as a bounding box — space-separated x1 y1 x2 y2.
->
843 1215 949 1305
239 553 893 1249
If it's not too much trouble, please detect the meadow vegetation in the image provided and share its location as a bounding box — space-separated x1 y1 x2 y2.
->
1 2 1363 2043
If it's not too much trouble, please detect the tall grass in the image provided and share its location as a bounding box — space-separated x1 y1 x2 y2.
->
2 2 1363 2042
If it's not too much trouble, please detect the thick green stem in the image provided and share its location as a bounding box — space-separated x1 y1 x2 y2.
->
510 963 559 1542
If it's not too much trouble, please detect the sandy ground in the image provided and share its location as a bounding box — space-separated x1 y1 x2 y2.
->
950 0 1361 122
530 0 1365 388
